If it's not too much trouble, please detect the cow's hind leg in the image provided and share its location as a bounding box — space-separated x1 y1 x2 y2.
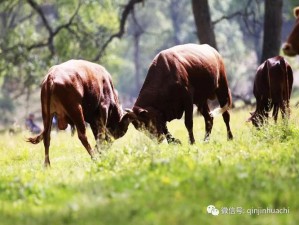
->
215 88 233 140
222 111 233 140
42 114 53 167
272 104 279 123
40 82 54 167
280 100 290 124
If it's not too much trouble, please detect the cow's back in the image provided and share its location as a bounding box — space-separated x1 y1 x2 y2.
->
254 56 292 103
43 60 117 123
170 44 224 101
47 59 111 95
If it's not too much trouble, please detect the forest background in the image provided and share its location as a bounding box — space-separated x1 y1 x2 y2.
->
0 0 298 129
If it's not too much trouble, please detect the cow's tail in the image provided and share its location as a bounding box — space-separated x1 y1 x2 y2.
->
280 58 290 101
209 90 231 117
209 61 232 118
27 74 53 145
27 132 44 144
280 58 292 119
265 59 272 101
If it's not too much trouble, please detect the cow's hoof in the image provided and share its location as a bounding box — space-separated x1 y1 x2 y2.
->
91 155 99 162
189 139 195 145
44 162 51 168
168 138 181 145
203 136 210 143
44 159 51 168
227 133 233 141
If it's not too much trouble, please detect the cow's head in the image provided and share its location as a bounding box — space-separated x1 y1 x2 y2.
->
129 106 164 142
247 112 263 128
282 7 299 56
107 111 137 139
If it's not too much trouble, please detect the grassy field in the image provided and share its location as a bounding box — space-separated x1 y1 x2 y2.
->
1 104 299 225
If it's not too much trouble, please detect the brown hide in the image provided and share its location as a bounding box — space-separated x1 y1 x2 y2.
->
27 60 133 166
282 7 299 56
248 56 293 127
132 44 233 144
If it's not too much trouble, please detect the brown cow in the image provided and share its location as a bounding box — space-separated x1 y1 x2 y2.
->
247 56 293 127
129 44 233 144
27 59 134 166
282 7 299 56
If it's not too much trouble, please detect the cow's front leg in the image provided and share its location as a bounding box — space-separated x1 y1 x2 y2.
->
94 130 113 154
65 105 95 161
95 133 105 154
90 121 105 155
162 123 181 144
184 101 195 144
200 102 214 142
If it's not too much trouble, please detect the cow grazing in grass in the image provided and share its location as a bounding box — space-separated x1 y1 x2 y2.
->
128 44 233 144
27 60 134 166
282 7 299 56
247 56 293 127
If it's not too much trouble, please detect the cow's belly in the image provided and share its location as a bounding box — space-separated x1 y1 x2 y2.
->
191 80 217 104
160 103 185 122
193 88 216 105
50 102 70 130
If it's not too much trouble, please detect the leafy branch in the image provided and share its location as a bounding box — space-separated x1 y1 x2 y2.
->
26 0 81 55
93 0 145 61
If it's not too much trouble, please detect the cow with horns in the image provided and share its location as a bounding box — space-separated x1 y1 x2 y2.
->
128 44 233 144
27 60 134 166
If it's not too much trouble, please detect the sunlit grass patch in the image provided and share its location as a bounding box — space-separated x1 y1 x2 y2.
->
0 106 299 225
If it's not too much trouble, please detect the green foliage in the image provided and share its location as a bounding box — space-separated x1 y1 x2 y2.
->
0 0 122 124
0 0 297 126
102 41 135 95
0 106 299 225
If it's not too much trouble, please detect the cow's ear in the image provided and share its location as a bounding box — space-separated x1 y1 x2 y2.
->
125 108 133 113
122 110 137 122
120 110 137 129
246 112 253 122
246 117 252 123
294 7 299 18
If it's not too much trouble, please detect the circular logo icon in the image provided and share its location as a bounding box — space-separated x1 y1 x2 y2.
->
212 208 219 216
207 205 216 214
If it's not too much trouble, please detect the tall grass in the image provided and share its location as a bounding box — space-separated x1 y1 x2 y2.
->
0 106 299 225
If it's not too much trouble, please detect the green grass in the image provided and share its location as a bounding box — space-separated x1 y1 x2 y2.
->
1 106 299 225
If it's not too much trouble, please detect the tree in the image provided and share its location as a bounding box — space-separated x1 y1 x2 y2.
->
0 0 144 125
260 0 283 63
191 0 217 49
130 11 144 95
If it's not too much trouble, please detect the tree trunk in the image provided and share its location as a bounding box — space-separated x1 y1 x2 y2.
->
191 0 217 49
260 0 283 63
